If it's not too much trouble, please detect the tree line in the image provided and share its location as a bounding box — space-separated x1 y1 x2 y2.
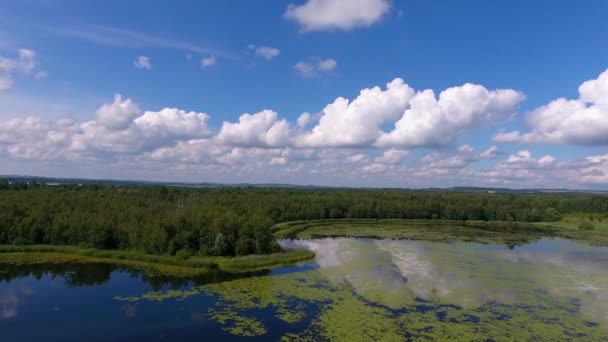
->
1 180 607 257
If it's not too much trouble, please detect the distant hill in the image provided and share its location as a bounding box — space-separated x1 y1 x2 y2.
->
1 175 607 194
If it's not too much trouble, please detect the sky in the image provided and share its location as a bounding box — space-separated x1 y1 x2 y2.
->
0 0 608 189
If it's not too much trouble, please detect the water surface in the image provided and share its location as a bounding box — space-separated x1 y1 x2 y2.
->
2 237 607 340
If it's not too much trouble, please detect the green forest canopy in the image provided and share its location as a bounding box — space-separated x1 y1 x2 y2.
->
1 179 607 257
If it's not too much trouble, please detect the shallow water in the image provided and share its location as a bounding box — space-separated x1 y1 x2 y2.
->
1 237 608 341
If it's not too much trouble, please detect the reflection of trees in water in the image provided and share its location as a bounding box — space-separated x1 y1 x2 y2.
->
0 262 270 290
0 263 113 287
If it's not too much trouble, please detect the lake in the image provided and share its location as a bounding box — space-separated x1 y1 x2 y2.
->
1 237 607 341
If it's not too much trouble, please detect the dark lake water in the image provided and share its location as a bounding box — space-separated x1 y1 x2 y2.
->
2 237 608 341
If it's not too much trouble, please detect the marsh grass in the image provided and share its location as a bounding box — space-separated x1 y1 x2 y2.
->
274 219 608 246
218 249 315 272
0 245 315 276
535 213 608 233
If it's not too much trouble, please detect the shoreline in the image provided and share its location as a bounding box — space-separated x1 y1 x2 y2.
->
2 218 606 278
0 245 315 277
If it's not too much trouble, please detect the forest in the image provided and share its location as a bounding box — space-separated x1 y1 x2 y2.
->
1 179 607 257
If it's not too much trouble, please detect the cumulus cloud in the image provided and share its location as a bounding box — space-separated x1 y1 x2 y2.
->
375 148 409 164
249 45 280 60
141 139 223 164
201 55 216 68
297 78 414 147
135 108 211 138
1 95 211 159
564 154 608 184
285 0 391 32
480 145 500 159
3 73 608 189
0 48 38 90
418 145 479 170
95 94 142 131
297 112 312 128
494 68 608 145
294 58 337 78
216 110 292 147
466 150 560 186
378 83 524 147
133 56 152 70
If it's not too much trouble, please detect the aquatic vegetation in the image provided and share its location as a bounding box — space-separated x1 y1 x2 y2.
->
202 268 608 340
216 249 315 272
208 308 267 336
115 287 205 302
117 237 608 340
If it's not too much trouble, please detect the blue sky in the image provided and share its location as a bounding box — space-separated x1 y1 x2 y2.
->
1 0 608 188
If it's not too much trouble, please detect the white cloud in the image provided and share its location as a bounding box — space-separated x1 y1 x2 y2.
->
294 62 315 78
297 78 414 147
133 56 152 70
480 145 500 159
0 48 38 91
294 58 337 78
46 25 238 60
297 112 312 128
285 0 391 32
134 108 211 138
378 83 524 147
141 139 223 164
95 94 141 131
216 110 292 147
34 70 48 79
565 154 608 184
318 58 337 71
375 148 408 164
4 74 608 188
494 68 608 145
201 55 216 68
0 95 212 159
250 45 280 60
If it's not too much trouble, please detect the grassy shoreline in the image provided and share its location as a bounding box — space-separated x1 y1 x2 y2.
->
273 219 608 246
0 245 315 277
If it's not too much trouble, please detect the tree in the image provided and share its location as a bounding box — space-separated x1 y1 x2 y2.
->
213 232 230 256
543 208 561 222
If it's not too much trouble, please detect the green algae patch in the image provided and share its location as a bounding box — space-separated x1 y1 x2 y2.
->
208 308 267 336
200 268 608 341
115 287 205 302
